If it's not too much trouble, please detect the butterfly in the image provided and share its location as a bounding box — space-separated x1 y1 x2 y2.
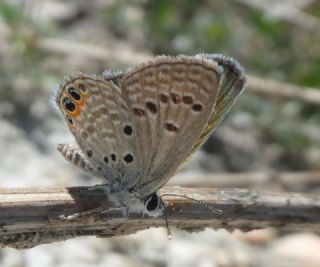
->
52 54 246 216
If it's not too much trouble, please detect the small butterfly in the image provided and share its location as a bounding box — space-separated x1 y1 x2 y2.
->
52 54 246 216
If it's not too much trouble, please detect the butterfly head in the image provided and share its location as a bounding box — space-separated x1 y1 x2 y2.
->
125 191 164 217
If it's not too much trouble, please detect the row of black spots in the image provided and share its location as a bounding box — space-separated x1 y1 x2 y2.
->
145 97 199 116
103 153 134 164
132 95 203 119
62 84 87 113
62 87 83 110
157 93 202 112
158 92 195 106
145 95 185 115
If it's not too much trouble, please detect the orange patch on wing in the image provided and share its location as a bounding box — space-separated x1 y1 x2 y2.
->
69 96 86 119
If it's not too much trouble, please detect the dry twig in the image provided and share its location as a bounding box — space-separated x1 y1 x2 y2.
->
0 186 319 249
247 75 320 105
170 171 320 191
34 38 320 105
235 0 320 32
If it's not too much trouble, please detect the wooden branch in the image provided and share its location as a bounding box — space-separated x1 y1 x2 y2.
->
247 74 320 105
170 171 320 190
235 0 320 32
36 37 152 65
34 38 320 105
1 186 319 249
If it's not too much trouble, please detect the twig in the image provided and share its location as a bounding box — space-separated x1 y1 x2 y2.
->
235 0 320 32
0 186 319 249
170 171 320 191
34 38 320 105
247 74 320 105
36 37 152 65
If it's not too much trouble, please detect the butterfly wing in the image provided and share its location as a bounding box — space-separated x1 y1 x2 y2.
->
187 54 246 157
57 143 100 175
120 56 229 196
53 74 143 189
54 55 246 198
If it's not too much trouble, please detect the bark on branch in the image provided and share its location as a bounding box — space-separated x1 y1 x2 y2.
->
0 186 319 249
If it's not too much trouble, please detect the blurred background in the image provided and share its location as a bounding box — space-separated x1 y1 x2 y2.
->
0 0 320 266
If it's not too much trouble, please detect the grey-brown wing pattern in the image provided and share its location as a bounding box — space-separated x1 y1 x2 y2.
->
54 74 142 189
53 55 246 200
186 54 246 159
120 56 223 196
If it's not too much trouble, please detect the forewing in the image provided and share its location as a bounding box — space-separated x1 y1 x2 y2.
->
120 56 223 196
188 54 246 155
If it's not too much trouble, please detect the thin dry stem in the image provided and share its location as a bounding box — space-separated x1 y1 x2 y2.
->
0 186 319 249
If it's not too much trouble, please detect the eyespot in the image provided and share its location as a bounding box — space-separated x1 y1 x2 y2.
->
104 156 109 164
111 153 116 162
63 97 76 112
68 87 81 101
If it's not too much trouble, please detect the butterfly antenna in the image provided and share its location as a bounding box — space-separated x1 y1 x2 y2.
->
160 193 223 215
160 197 172 240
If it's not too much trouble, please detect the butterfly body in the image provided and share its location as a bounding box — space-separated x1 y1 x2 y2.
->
53 54 246 215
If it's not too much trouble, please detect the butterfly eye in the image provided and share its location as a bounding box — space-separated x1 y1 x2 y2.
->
144 193 159 212
62 97 76 112
68 87 81 101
